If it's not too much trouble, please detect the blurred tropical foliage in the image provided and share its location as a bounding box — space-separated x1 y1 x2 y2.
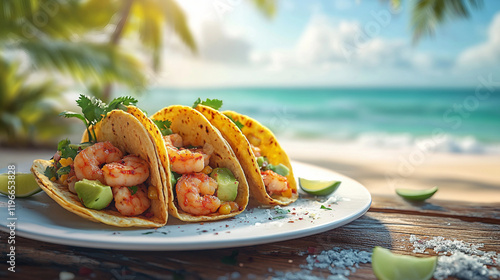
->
388 0 483 42
0 0 482 148
0 0 196 147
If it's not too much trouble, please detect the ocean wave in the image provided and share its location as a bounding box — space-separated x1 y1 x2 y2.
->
354 133 500 155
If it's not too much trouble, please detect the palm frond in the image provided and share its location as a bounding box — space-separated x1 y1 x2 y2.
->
162 0 197 53
251 0 278 18
11 40 147 89
411 0 483 43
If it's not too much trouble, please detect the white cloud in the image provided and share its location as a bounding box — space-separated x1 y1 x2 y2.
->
254 14 437 72
198 21 251 64
457 12 500 69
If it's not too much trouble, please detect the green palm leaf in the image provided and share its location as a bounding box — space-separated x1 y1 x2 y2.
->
251 0 278 18
411 0 483 42
11 40 146 89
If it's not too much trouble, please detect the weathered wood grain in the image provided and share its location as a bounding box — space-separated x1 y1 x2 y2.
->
371 195 500 224
1 195 499 280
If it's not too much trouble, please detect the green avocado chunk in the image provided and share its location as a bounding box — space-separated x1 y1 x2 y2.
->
74 179 113 210
268 163 290 177
211 168 238 202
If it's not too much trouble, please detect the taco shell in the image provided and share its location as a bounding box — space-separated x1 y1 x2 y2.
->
31 109 168 228
151 105 249 222
196 105 298 206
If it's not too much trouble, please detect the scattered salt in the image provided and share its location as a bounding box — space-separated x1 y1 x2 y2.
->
408 235 500 280
270 247 371 280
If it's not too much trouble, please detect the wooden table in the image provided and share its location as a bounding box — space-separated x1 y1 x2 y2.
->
1 195 498 279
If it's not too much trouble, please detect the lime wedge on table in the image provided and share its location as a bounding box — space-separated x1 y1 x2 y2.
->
0 173 42 198
396 186 438 201
372 246 437 280
299 178 341 196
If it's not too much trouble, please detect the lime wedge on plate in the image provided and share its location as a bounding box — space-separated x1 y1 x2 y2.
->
372 246 437 280
299 178 341 196
396 186 438 201
0 173 42 198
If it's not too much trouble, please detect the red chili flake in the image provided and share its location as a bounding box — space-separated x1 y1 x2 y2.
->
288 221 294 223
225 225 229 228
293 208 296 210
202 230 208 233
200 223 204 225
299 218 304 220
79 267 93 276
308 247 319 254
214 233 219 235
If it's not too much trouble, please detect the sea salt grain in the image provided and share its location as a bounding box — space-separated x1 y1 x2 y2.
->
408 235 500 280
271 248 371 280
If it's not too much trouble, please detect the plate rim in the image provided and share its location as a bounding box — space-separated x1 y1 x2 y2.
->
0 160 372 251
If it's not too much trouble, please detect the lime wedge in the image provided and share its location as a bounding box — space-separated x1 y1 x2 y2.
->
372 246 437 280
299 178 341 196
396 186 438 201
0 173 42 198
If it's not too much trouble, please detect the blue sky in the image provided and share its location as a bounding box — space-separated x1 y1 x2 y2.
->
158 0 500 88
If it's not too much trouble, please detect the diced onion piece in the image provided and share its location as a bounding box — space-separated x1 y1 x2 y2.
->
148 186 158 200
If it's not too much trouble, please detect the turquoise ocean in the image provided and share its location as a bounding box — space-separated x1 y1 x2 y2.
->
139 88 500 154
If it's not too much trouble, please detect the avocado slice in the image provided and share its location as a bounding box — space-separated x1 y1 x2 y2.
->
211 168 239 202
74 179 113 210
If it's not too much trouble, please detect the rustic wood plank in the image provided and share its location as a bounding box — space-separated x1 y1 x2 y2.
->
370 195 500 224
2 207 498 280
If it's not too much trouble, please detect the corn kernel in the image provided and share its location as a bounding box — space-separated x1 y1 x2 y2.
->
281 188 293 198
148 186 158 200
218 203 232 215
201 166 213 175
59 174 68 184
59 157 73 167
50 177 57 182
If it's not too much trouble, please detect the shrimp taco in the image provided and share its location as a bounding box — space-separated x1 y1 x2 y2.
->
150 105 249 222
195 105 298 206
31 96 168 228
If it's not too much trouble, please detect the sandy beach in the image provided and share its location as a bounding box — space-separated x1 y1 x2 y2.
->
282 140 500 203
2 139 499 204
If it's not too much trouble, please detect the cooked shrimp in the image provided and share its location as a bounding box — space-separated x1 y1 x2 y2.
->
163 134 183 148
168 148 206 174
102 155 150 187
112 185 151 216
190 143 213 167
73 142 123 184
262 170 289 195
176 173 221 215
251 145 262 157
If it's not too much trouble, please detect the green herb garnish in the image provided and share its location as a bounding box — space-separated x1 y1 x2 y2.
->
59 95 137 143
152 119 173 136
128 186 138 195
225 114 244 130
320 205 332 210
221 250 239 265
56 166 72 176
57 139 78 159
192 98 223 110
44 166 57 179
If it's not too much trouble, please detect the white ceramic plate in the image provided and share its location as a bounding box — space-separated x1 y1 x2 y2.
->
0 161 371 251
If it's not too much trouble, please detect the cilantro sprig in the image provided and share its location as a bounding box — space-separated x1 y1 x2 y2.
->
192 98 223 110
152 119 173 136
59 95 137 143
225 114 244 130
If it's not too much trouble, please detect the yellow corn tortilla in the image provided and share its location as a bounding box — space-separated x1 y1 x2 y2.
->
196 105 298 206
151 105 249 222
31 109 168 228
